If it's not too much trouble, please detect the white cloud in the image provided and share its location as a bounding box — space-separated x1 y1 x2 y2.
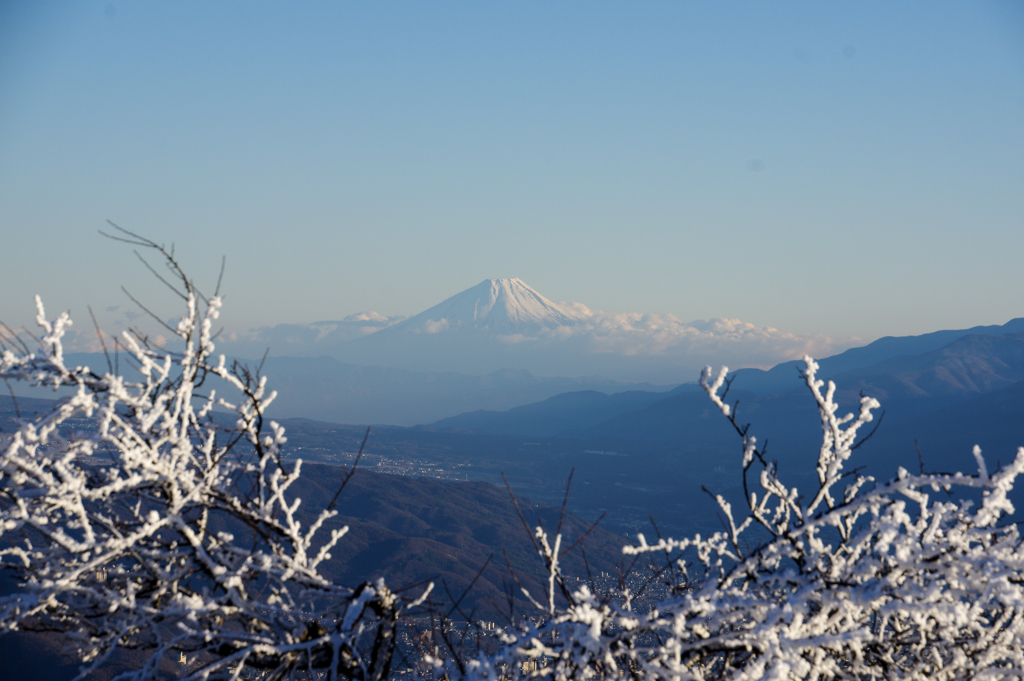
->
420 318 450 334
343 311 392 323
211 313 405 359
54 299 857 377
537 305 858 369
399 295 856 369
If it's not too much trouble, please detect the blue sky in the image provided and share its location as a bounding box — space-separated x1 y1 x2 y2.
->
1 1 1022 344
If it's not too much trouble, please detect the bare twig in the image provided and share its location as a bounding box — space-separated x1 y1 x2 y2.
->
214 256 226 297
87 305 113 374
326 426 371 512
556 467 575 539
502 473 540 553
132 250 188 301
3 378 20 419
120 286 178 336
558 511 607 559
850 409 885 451
445 555 493 621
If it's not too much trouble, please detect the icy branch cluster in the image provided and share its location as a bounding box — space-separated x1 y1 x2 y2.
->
433 358 1024 680
0 238 419 680
4 232 1024 681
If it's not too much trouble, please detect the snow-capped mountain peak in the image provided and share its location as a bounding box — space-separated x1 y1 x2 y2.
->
383 278 586 336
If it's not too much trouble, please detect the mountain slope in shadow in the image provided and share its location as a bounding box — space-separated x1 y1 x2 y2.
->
729 318 1024 394
0 464 626 680
434 331 1024 446
825 333 1024 411
292 465 627 620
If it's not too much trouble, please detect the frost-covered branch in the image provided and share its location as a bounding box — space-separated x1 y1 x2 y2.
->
431 358 1024 681
0 232 417 680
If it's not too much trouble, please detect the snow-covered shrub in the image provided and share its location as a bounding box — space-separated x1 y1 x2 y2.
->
0 231 429 680
435 360 1024 680
5 230 1024 681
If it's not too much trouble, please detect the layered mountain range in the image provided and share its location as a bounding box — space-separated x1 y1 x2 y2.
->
35 279 1024 430
9 316 1024 574
382 321 1024 541
432 324 1024 482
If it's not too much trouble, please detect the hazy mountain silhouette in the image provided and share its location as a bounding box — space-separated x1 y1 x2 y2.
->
431 330 1024 481
418 327 1024 543
244 359 675 425
432 384 701 437
39 354 672 426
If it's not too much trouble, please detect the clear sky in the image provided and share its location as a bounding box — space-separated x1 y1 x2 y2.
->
2 1 1022 343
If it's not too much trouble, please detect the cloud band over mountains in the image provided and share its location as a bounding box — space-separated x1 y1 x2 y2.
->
525 306 852 367
214 279 858 381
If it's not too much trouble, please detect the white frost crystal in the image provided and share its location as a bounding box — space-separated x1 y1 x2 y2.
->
432 357 1024 681
0 236 422 680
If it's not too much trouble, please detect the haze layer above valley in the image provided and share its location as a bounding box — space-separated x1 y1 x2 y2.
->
46 279 1023 427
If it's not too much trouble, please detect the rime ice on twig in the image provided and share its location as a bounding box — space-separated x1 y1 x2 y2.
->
428 358 1024 681
0 236 424 680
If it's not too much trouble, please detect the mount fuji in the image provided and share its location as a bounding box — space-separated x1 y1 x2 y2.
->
371 278 585 338
221 278 857 383
333 278 595 375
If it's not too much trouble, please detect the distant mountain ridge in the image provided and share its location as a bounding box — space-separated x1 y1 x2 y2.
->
827 332 1024 409
431 383 702 438
729 317 1024 394
432 320 1024 445
422 324 1024 529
